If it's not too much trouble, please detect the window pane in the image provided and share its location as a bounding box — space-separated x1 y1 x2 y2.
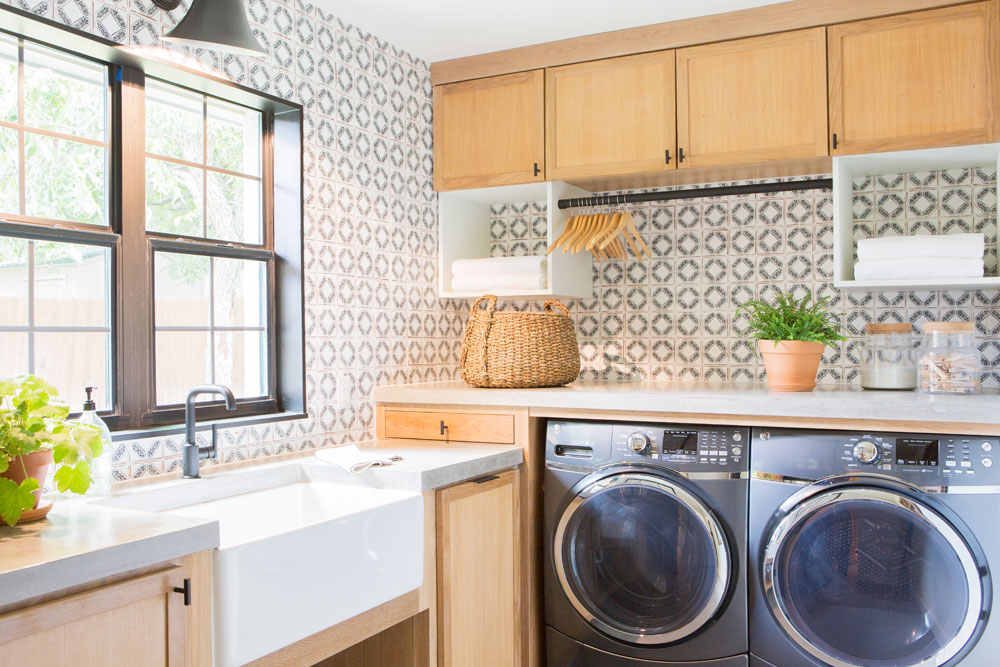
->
0 236 28 325
0 126 18 214
207 98 260 175
154 251 210 327
34 241 109 327
0 332 27 377
213 257 265 328
0 35 17 123
24 43 106 142
155 330 211 406
214 330 267 399
146 81 203 163
25 133 106 225
34 331 110 410
206 172 261 244
146 157 204 236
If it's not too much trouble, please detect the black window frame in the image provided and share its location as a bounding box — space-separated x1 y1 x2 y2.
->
0 5 305 433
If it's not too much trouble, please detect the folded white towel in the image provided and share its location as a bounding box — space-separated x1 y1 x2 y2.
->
451 256 547 278
857 233 984 261
854 257 984 281
315 445 398 473
451 272 547 292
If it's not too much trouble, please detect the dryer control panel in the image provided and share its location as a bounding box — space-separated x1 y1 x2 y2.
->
546 420 749 473
752 428 1000 486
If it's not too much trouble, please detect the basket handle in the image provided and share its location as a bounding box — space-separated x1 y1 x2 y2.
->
543 299 571 316
460 294 497 377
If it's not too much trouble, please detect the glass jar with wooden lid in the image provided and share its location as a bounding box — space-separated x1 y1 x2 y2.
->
860 322 918 390
919 321 980 394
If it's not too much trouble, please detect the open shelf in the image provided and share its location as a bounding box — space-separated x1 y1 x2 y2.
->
833 142 1000 291
438 181 594 299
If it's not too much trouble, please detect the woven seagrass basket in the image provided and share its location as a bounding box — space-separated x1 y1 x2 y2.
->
460 294 580 388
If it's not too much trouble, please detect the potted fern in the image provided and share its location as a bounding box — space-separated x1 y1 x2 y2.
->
0 375 104 526
737 292 845 391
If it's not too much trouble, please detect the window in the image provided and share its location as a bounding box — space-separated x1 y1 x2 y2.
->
0 22 304 431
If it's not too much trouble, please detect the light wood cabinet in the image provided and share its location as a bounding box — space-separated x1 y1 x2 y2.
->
437 470 520 667
433 71 545 190
0 565 192 667
676 28 829 168
546 51 677 179
828 2 999 154
384 410 515 444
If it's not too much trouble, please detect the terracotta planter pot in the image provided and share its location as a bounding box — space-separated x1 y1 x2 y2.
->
1 449 53 509
758 340 825 391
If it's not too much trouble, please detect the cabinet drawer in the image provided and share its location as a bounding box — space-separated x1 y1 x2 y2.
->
384 410 515 444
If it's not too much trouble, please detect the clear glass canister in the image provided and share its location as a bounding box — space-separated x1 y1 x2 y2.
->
919 321 980 394
860 323 918 390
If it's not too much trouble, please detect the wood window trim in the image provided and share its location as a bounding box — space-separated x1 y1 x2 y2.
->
0 7 306 433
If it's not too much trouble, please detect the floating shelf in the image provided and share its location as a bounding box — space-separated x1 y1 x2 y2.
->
833 142 1000 291
438 181 594 299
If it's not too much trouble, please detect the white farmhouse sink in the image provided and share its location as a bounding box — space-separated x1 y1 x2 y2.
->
96 471 423 667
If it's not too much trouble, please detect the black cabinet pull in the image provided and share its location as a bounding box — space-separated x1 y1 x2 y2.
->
533 162 540 177
665 149 671 165
832 133 838 150
473 474 500 484
173 578 192 606
440 420 448 437
678 147 685 163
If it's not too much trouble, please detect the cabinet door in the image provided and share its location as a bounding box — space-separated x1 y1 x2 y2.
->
828 3 999 154
546 51 676 180
676 28 828 168
0 566 190 667
437 470 520 667
433 71 545 190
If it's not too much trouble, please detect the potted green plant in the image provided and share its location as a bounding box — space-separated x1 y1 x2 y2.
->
0 375 104 526
737 291 845 391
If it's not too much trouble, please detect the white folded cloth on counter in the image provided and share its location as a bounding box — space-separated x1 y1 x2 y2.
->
315 445 400 473
451 256 547 277
451 272 548 292
854 257 984 281
857 233 985 261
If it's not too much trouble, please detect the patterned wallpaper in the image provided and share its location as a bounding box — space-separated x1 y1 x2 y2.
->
489 169 1000 388
13 0 464 482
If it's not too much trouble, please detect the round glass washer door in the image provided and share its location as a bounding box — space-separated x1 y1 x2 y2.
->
763 487 986 667
553 471 731 645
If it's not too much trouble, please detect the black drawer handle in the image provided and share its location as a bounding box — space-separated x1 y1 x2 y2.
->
473 474 500 484
173 578 191 606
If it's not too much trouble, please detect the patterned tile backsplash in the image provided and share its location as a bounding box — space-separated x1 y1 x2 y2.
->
18 2 1000 486
489 169 1000 388
23 0 465 483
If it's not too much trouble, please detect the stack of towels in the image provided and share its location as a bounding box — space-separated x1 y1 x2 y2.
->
854 233 985 281
451 256 548 292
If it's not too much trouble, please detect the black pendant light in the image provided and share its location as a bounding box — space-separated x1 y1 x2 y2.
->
152 0 267 58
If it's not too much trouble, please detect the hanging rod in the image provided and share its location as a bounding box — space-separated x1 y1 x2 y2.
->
557 178 833 209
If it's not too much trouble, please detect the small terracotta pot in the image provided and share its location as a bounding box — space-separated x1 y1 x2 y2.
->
1 449 53 509
758 340 825 391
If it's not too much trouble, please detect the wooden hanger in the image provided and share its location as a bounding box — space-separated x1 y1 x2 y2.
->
547 214 577 254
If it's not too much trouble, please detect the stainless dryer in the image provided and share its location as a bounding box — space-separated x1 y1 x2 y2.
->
749 428 997 667
544 420 749 666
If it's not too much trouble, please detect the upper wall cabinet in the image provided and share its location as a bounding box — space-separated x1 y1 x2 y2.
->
676 28 829 168
828 3 999 155
546 51 677 180
433 70 545 190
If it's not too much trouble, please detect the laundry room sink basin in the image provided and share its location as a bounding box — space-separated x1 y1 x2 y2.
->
97 473 424 666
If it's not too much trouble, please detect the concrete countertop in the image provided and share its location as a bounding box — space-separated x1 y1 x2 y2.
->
374 380 1000 427
0 440 522 609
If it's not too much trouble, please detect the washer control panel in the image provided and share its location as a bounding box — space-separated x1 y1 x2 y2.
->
547 420 749 473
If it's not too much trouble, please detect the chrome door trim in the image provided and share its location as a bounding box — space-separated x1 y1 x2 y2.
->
762 486 985 667
752 470 1000 495
553 470 731 645
548 460 746 480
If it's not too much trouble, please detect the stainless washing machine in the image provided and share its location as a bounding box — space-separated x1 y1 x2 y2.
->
544 420 749 666
749 428 998 667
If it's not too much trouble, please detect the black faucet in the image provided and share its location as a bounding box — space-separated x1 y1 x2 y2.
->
181 384 237 479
